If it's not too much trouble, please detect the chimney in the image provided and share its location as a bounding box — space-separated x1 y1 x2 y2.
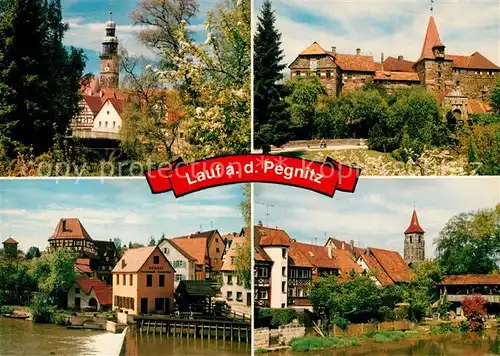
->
327 244 333 259
356 48 361 55
381 52 384 71
62 219 67 232
398 55 404 61
257 221 263 227
341 242 345 250
350 240 355 248
331 46 336 55
366 247 370 255
121 259 126 269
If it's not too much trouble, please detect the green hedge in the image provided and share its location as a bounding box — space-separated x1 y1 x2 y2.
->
258 308 297 328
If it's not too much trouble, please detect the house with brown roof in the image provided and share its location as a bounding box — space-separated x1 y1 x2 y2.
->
220 235 251 314
356 247 413 286
48 218 119 284
157 238 197 288
67 277 112 312
170 230 225 280
439 274 500 316
289 15 499 109
254 231 274 308
112 246 175 315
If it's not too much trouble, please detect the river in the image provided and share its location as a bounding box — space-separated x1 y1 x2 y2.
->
282 330 500 356
0 316 250 356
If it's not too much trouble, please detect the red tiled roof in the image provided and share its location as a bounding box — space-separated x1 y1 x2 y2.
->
333 53 375 72
360 247 413 285
359 250 394 285
300 42 327 55
288 242 314 268
468 99 492 114
418 16 444 61
255 226 292 247
76 278 106 294
441 274 500 285
3 237 18 244
374 71 420 82
99 98 125 115
162 239 197 261
382 57 415 72
83 95 103 115
112 246 157 273
50 218 92 240
75 264 93 273
447 52 500 70
405 209 425 234
93 285 112 305
76 258 90 266
170 237 207 265
294 241 361 274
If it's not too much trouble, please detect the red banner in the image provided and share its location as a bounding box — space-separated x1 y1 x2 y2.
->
145 154 361 198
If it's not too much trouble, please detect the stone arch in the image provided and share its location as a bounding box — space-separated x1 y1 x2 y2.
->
452 109 462 120
88 297 98 308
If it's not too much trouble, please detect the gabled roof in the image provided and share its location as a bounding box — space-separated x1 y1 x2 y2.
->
83 95 103 115
440 274 500 285
405 209 425 234
50 218 93 240
99 98 125 115
374 71 420 82
93 285 112 305
468 99 492 114
294 241 361 274
254 235 273 263
300 42 327 55
447 52 500 70
418 16 445 61
176 280 218 297
255 226 292 247
76 278 106 294
170 237 208 265
2 237 18 244
288 242 314 268
75 258 93 273
159 238 197 261
382 57 415 72
112 246 164 273
359 247 412 285
221 236 248 271
333 53 376 72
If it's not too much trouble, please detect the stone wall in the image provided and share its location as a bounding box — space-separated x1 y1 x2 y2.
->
453 70 500 100
339 72 374 93
277 139 367 149
415 59 454 93
117 311 135 325
254 324 306 349
254 328 270 349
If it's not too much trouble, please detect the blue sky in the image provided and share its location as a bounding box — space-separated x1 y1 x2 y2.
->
253 0 500 73
61 0 212 75
0 179 245 252
255 177 500 259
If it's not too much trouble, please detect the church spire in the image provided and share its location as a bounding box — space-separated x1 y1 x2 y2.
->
405 209 425 234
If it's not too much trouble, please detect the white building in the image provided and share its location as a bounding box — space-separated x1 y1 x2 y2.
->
92 98 123 134
220 236 251 315
158 238 197 288
67 278 112 311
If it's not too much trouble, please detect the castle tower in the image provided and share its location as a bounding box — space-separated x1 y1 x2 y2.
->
100 12 119 88
403 209 425 265
414 16 453 93
2 237 19 259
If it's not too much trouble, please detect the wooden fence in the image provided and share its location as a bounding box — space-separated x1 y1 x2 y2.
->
332 320 414 336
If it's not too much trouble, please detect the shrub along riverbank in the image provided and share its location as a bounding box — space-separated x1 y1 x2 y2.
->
288 324 476 352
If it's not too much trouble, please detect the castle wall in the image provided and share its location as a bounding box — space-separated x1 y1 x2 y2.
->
453 69 500 100
339 71 374 93
415 59 454 93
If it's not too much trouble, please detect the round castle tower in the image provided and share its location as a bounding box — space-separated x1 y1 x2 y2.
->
403 209 425 265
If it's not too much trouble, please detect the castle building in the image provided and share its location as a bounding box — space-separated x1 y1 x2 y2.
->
100 12 119 89
403 209 425 265
289 16 499 118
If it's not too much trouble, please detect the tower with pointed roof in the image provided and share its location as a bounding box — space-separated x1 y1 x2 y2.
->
403 209 425 265
100 12 119 88
413 16 454 94
2 237 19 259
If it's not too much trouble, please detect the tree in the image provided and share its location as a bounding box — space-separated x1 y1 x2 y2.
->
436 205 500 275
0 0 85 156
490 81 500 114
458 121 500 175
461 295 488 331
148 237 156 246
113 238 122 250
253 0 291 152
25 246 41 260
234 183 251 288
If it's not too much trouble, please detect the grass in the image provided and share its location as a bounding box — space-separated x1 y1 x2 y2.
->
289 336 362 352
365 330 407 343
275 148 395 163
255 348 268 354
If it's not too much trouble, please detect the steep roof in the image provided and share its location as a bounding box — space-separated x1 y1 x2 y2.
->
75 258 92 273
112 246 157 273
300 42 327 55
50 218 93 240
288 242 315 268
418 16 444 61
254 235 273 263
255 226 292 247
221 236 248 271
83 95 103 115
76 278 106 294
294 241 361 274
382 57 415 72
334 53 376 72
93 285 112 305
99 98 125 115
405 209 425 234
468 99 492 114
374 71 420 82
440 274 500 285
447 52 500 70
170 237 208 265
359 247 413 285
2 237 18 244
160 239 197 261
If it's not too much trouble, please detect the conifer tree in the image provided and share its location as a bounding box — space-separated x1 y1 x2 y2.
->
253 0 290 153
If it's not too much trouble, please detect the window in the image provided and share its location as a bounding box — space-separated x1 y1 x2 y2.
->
282 249 286 259
236 292 243 301
281 303 286 308
129 274 133 286
116 274 119 285
237 275 242 285
153 256 160 264
173 260 186 268
227 274 233 285
258 290 268 299
146 274 153 287
290 269 296 278
113 121 116 128
216 238 219 242
296 71 301 78
175 274 185 281
159 274 165 287
258 267 268 278
99 121 102 127
437 71 441 78
488 70 493 76
131 298 134 310
105 121 108 128
231 256 235 264
227 291 233 300
306 71 311 78
418 236 421 244
409 236 412 244
216 248 220 253
326 70 331 79
122 274 126 285
282 267 286 276
348 73 353 79
282 281 286 292
179 132 184 139
75 288 80 294
163 247 169 254
315 70 321 77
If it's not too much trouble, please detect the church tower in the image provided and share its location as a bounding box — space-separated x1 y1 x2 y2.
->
99 12 119 88
403 209 425 265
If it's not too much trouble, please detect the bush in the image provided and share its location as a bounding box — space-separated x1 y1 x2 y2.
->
365 330 406 343
53 312 71 326
332 316 350 330
459 320 470 332
297 310 314 327
429 322 459 335
257 308 297 328
0 306 14 314
289 336 361 352
461 296 488 332
378 306 396 322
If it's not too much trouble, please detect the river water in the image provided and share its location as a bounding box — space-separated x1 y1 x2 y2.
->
0 316 250 356
283 330 500 356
